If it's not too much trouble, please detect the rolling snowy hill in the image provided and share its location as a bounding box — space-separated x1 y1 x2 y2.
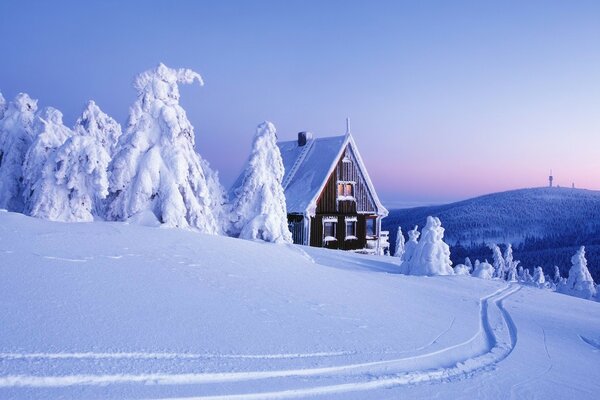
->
0 211 599 399
384 187 600 280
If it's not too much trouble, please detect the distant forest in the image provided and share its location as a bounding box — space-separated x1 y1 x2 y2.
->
383 187 600 282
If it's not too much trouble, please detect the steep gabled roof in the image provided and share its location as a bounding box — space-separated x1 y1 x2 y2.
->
278 133 388 217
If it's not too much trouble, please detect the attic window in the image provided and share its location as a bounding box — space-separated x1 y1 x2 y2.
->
337 182 354 198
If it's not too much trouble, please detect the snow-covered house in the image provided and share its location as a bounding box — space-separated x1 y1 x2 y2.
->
278 131 388 252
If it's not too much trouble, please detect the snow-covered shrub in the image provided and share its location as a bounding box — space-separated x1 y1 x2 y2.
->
553 266 562 284
490 244 505 280
394 226 405 259
558 246 597 300
523 268 533 284
74 100 122 157
108 63 222 233
22 107 74 219
401 216 453 276
472 260 495 279
453 264 471 276
229 121 291 243
0 93 38 212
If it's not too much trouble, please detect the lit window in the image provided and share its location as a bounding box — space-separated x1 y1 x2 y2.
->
337 182 354 198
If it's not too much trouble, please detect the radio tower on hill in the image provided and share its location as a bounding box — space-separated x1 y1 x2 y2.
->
549 170 553 188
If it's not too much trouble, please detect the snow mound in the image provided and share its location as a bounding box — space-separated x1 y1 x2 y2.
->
472 260 495 279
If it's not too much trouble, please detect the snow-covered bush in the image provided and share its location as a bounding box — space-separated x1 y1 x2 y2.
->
22 107 74 219
558 246 597 300
394 226 405 259
490 244 505 280
472 260 495 279
0 93 38 212
523 268 533 284
229 121 291 243
553 266 562 284
401 216 453 276
108 63 223 233
74 100 122 157
453 264 471 276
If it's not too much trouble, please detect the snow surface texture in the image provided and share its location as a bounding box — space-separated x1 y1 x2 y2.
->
0 93 38 212
401 217 454 276
108 63 223 233
559 246 597 300
229 121 292 243
0 211 599 399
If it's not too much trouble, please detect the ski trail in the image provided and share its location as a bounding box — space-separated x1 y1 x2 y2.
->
0 351 352 361
0 285 521 397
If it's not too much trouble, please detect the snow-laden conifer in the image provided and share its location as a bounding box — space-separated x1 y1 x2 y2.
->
490 244 505 280
553 266 562 284
394 226 405 259
74 100 122 157
399 225 419 273
533 266 546 288
402 216 453 276
22 107 74 219
504 244 519 281
230 121 291 243
108 63 222 233
0 93 38 211
0 92 6 120
464 257 473 272
559 246 596 300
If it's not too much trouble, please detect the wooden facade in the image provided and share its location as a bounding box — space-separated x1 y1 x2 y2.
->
299 145 382 251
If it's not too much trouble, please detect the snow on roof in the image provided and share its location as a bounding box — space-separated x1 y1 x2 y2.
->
278 135 347 214
277 133 388 217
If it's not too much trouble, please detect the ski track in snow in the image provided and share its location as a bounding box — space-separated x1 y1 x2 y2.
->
579 335 600 351
0 285 522 399
0 351 353 360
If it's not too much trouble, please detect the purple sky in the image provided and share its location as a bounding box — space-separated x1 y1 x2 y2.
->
1 0 599 207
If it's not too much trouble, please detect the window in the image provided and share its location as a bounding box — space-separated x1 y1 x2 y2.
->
337 182 354 198
345 217 357 240
322 216 338 243
366 218 376 237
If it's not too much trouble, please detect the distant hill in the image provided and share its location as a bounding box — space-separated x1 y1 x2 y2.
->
383 187 600 280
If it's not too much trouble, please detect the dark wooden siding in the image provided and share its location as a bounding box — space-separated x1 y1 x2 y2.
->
307 144 380 251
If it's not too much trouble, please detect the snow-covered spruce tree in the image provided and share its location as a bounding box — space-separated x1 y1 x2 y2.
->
394 226 405 259
0 93 38 212
74 100 122 158
490 244 505 280
504 244 519 282
230 121 291 243
553 266 562 284
464 257 473 272
558 246 597 300
533 266 546 288
0 92 6 120
108 63 222 233
22 107 74 219
403 216 453 276
523 268 533 284
399 225 420 274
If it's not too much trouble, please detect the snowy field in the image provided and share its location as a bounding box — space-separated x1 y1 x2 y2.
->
0 211 599 399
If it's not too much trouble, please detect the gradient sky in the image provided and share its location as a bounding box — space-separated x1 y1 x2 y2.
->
1 0 599 207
